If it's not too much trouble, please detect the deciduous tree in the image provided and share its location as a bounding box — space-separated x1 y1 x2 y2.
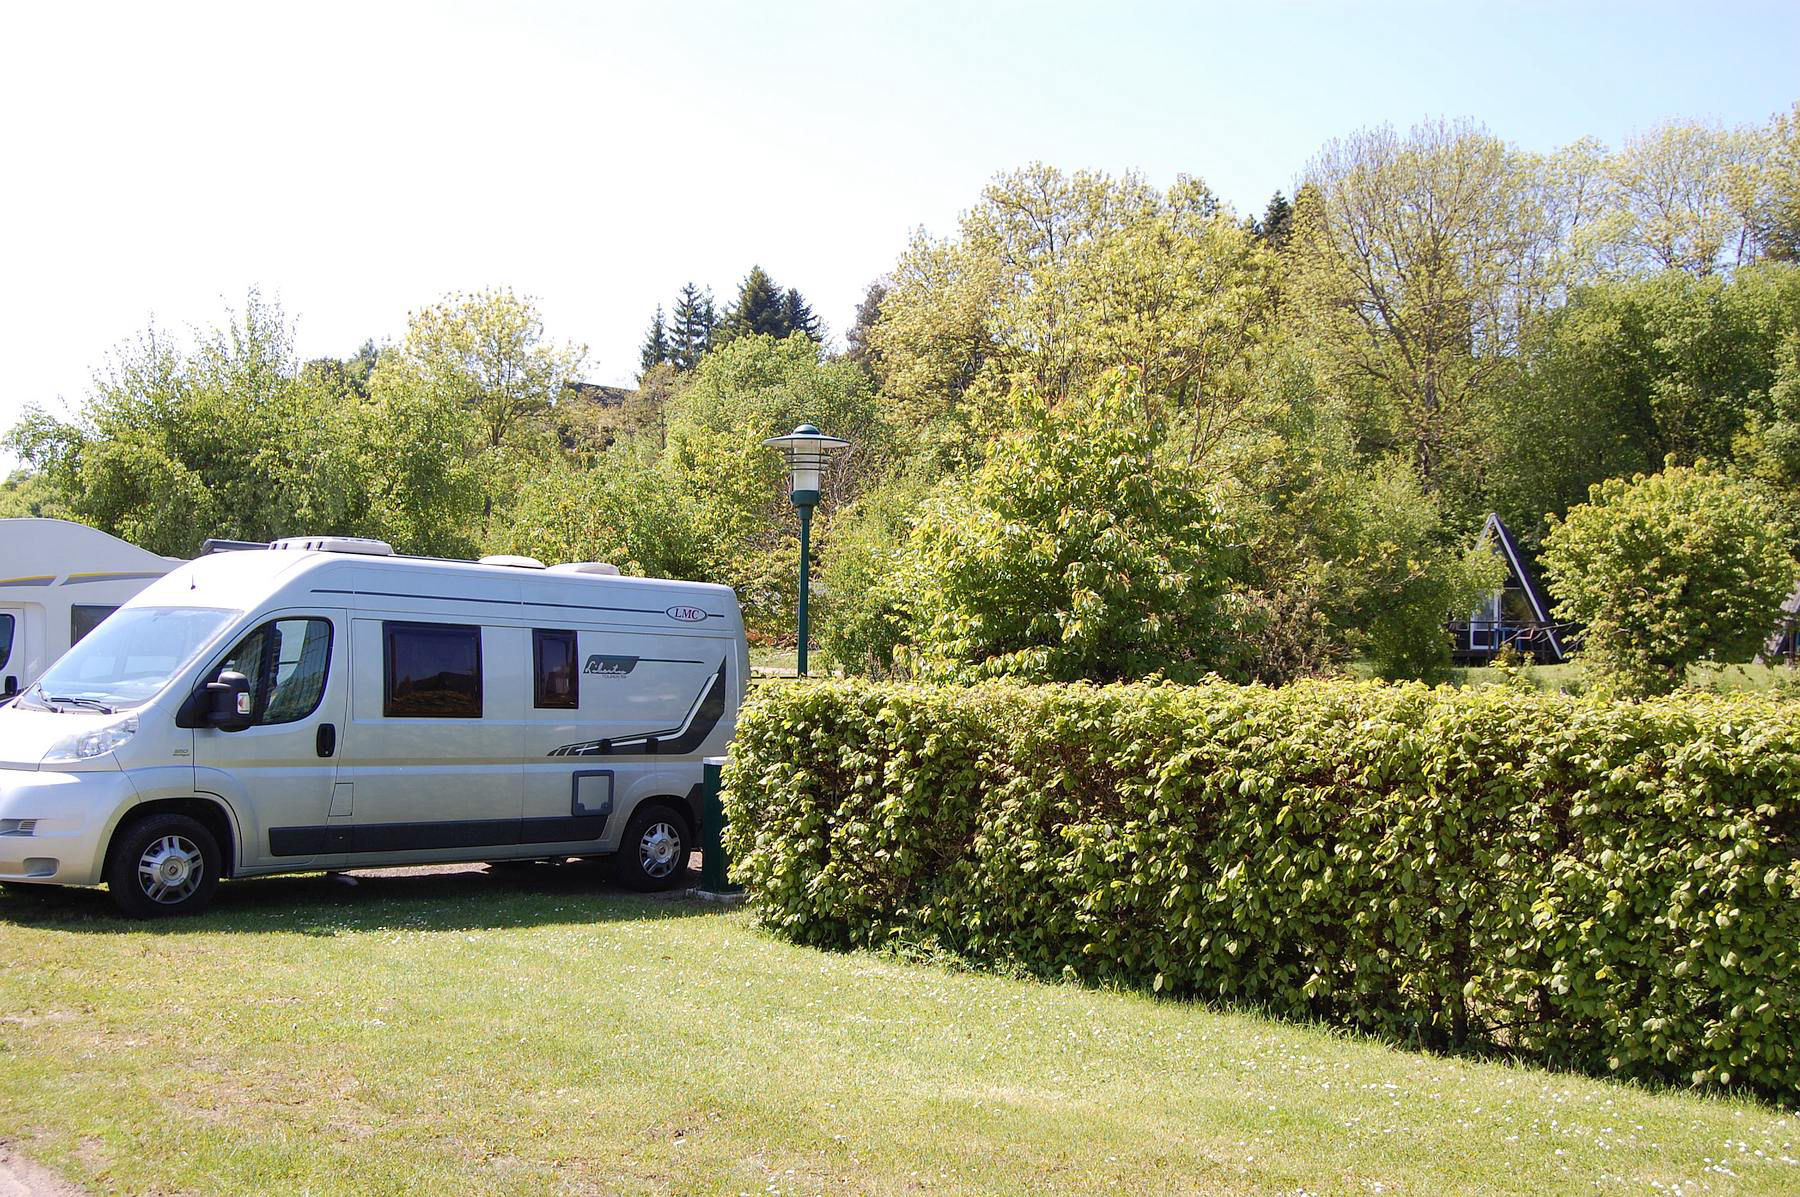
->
872 165 1275 464
372 287 585 455
370 288 584 524
1289 120 1556 489
662 334 892 630
1605 119 1765 277
1541 465 1794 694
1484 263 1800 546
6 294 483 557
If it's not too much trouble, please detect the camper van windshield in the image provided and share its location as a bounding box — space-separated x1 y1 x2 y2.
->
25 607 236 711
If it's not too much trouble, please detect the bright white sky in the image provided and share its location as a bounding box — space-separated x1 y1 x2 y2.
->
2 1 1797 468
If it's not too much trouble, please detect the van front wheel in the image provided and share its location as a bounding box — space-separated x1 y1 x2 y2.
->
107 813 222 918
614 802 689 892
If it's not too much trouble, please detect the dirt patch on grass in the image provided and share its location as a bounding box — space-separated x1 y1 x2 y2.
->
0 1144 87 1197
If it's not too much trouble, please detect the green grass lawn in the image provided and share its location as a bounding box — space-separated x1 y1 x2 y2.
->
749 645 800 677
2 868 1795 1196
1434 661 1794 693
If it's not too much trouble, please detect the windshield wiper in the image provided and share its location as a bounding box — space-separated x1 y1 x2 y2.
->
47 696 117 715
13 685 59 712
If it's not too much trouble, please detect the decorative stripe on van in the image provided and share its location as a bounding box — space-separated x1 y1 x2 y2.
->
58 571 169 585
548 659 728 757
309 587 725 620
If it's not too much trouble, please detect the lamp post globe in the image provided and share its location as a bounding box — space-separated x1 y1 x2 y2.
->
762 423 851 677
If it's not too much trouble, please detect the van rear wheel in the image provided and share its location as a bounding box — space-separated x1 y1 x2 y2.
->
613 802 689 892
107 813 221 918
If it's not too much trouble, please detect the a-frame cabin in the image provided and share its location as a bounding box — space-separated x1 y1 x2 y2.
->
1449 514 1568 665
1759 584 1800 665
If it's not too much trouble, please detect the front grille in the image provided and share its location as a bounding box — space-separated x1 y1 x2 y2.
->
0 819 38 837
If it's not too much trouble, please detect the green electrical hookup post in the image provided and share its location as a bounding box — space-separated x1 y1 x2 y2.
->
697 756 738 897
761 423 850 677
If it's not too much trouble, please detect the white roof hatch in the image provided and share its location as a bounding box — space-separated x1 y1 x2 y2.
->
268 536 395 557
548 562 622 576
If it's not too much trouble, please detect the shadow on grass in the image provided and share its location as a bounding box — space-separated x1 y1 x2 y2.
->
0 858 727 935
845 934 1800 1111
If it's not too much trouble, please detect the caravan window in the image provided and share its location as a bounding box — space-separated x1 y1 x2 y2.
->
71 604 118 646
384 622 482 718
533 629 578 709
210 618 334 725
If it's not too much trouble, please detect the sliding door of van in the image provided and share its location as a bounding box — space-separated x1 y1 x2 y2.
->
338 618 524 862
192 613 348 872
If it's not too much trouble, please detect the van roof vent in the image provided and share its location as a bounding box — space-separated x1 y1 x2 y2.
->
478 554 547 569
269 536 395 557
548 561 622 576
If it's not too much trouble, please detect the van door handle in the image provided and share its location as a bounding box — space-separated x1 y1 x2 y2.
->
316 723 337 758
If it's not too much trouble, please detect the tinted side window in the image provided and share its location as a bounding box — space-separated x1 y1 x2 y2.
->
385 622 482 718
264 619 333 723
214 618 334 726
533 629 578 709
70 605 118 646
0 613 13 671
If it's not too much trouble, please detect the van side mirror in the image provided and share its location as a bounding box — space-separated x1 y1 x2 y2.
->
1 675 16 699
204 671 254 731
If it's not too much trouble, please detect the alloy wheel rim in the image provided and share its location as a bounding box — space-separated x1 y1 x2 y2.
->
137 834 204 904
639 823 682 879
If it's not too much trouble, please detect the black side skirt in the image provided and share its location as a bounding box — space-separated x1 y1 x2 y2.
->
268 813 613 858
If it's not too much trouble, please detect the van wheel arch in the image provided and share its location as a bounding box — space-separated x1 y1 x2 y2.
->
107 797 239 880
613 797 695 891
666 791 701 849
617 792 698 847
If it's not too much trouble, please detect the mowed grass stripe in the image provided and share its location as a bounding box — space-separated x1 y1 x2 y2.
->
1 869 1795 1196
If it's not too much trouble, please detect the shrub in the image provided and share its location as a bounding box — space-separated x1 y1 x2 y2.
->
816 470 935 678
724 677 1800 1097
1541 465 1795 695
904 374 1236 682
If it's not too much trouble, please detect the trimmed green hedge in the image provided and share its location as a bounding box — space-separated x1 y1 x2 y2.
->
721 678 1800 1097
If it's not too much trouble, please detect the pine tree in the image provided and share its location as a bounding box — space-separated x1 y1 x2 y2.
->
669 282 716 370
780 287 823 341
844 281 888 372
1253 191 1294 250
719 266 788 342
639 305 670 374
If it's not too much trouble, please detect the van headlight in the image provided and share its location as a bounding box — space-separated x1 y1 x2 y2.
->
44 715 138 764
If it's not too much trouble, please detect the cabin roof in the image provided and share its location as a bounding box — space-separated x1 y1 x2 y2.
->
1478 513 1566 661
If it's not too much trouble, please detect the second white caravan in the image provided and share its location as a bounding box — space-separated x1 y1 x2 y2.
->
0 518 181 700
0 536 748 916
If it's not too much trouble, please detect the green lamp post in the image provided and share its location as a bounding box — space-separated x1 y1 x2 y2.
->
762 423 850 676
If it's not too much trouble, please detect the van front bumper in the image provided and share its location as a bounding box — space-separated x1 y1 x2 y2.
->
0 767 138 887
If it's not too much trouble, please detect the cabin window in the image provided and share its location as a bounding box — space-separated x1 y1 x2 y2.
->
213 617 334 725
0 613 13 670
70 604 118 646
533 629 578 709
384 622 482 718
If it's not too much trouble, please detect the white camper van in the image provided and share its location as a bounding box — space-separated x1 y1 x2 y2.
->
0 536 748 916
0 518 180 700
